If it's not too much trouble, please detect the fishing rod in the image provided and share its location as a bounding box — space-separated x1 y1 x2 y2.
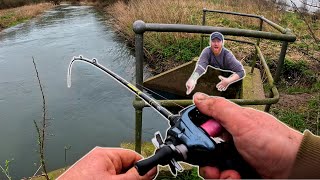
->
68 55 174 121
68 55 260 178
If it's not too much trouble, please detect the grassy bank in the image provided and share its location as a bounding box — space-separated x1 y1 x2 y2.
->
0 0 46 10
106 0 319 132
0 3 53 31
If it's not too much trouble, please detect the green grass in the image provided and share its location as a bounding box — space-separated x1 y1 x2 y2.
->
308 96 320 109
0 13 14 20
30 167 68 180
273 109 306 132
146 34 202 62
280 12 305 32
279 79 320 94
275 58 318 93
9 17 28 27
0 11 31 29
282 58 307 75
0 3 53 30
312 81 320 91
284 86 311 94
157 167 202 180
271 94 320 134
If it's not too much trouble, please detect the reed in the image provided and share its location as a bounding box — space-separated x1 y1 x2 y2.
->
106 0 287 41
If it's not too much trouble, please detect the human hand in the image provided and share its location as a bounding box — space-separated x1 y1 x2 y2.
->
186 78 197 95
57 147 157 180
216 75 231 91
193 93 303 179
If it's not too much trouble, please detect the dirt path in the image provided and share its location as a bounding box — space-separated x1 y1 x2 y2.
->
274 92 316 110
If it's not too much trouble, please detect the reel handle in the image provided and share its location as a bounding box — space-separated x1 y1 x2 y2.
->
135 146 173 176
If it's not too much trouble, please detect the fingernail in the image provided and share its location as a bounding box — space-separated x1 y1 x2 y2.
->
194 92 208 101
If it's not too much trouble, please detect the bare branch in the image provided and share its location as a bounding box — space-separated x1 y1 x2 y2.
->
290 0 320 43
32 57 49 180
298 0 320 8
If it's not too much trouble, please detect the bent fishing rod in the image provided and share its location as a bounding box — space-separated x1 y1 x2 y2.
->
68 55 174 121
68 56 260 178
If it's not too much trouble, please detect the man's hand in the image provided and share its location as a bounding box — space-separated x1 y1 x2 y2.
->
58 147 157 180
216 73 243 91
193 93 303 179
186 78 197 95
216 75 231 91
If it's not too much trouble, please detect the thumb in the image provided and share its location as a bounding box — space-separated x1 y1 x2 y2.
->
186 84 192 95
193 92 247 134
218 75 225 80
186 81 196 95
186 88 191 95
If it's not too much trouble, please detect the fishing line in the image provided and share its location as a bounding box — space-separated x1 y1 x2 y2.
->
68 56 181 122
134 83 186 109
68 56 187 111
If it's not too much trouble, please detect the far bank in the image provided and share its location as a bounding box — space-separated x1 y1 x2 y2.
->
0 3 54 31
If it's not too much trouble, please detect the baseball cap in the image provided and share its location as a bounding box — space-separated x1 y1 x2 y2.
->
210 32 224 41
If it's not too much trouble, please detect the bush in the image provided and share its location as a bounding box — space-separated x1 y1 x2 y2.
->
282 59 307 77
147 36 201 62
281 58 317 85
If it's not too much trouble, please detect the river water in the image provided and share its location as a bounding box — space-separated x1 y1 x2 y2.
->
0 5 168 179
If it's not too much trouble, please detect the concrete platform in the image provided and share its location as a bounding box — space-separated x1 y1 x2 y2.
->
242 66 266 111
143 58 241 99
143 59 266 110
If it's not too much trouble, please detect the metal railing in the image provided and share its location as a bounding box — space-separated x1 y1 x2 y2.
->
132 10 296 153
201 9 293 83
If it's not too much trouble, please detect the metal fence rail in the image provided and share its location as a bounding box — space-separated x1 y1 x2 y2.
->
132 9 296 152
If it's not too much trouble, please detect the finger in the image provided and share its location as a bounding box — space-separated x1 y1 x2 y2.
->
220 170 241 179
107 148 143 173
217 85 223 92
187 85 195 95
216 83 223 91
144 167 158 180
199 166 220 179
186 86 193 95
116 166 158 180
218 75 224 80
193 93 252 135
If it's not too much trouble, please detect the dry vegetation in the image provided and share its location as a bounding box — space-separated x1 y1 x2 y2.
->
0 3 53 30
106 0 319 72
106 0 319 133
